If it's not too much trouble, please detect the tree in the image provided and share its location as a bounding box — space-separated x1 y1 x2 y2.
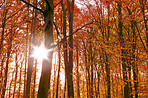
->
20 0 54 98
117 1 129 97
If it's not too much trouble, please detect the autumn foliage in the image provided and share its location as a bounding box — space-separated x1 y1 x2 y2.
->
0 0 148 98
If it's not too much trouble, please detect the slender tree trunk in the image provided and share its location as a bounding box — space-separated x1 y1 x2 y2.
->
105 53 110 98
63 78 67 98
0 8 8 92
97 67 100 98
13 52 18 98
1 32 13 98
18 59 23 98
83 42 90 98
61 1 68 98
139 0 148 48
106 4 111 98
32 60 37 98
25 28 34 98
23 23 28 98
0 58 4 93
8 69 15 98
0 8 8 60
32 0 37 97
90 42 93 98
53 62 56 98
56 41 61 98
132 20 138 98
76 44 80 98
25 1 35 97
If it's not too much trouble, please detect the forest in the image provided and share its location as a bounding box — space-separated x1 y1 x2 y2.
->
0 0 148 98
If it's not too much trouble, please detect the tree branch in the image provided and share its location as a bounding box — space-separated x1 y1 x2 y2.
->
73 21 94 34
44 0 50 8
54 0 61 8
6 5 25 20
60 21 95 44
20 0 44 14
53 21 60 37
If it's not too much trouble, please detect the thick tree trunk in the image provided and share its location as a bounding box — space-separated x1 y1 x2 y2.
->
117 1 129 98
37 0 54 97
66 0 75 97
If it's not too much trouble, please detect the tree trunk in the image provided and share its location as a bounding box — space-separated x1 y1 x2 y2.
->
61 0 68 98
117 1 129 98
139 0 148 48
18 59 23 98
66 0 75 97
32 0 37 97
13 52 19 98
8 69 15 98
37 0 54 97
90 42 93 98
25 2 35 97
0 8 8 92
1 33 13 98
23 23 28 98
32 60 37 98
25 29 34 98
56 40 61 98
83 42 90 98
76 44 80 98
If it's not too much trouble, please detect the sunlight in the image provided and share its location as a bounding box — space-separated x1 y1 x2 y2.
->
31 44 53 61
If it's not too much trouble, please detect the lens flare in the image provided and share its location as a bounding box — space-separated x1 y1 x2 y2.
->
31 44 54 61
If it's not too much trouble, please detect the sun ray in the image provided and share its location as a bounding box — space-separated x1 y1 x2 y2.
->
31 44 54 61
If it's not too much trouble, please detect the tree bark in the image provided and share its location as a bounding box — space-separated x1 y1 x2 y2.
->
1 32 13 98
66 0 75 97
13 52 19 98
37 0 54 97
18 59 23 98
117 1 129 98
76 44 80 98
56 39 61 98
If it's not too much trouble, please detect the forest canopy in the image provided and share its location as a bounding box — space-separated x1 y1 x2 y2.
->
0 0 148 98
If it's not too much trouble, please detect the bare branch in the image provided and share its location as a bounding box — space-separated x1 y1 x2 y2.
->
54 0 61 8
20 0 44 14
53 21 60 37
60 21 95 44
6 5 25 20
73 21 94 34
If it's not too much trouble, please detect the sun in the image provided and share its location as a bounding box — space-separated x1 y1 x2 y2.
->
31 44 52 61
